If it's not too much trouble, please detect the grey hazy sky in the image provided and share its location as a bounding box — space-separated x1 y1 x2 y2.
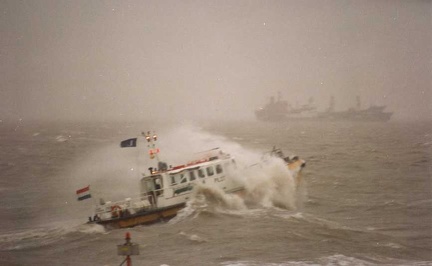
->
1 0 431 122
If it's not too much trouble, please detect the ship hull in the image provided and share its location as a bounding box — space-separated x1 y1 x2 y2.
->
90 203 187 229
90 189 247 229
256 112 393 122
318 111 393 122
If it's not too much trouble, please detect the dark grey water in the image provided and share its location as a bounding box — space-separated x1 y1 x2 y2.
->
0 120 431 265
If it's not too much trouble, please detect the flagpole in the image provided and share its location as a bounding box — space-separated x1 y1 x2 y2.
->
87 185 98 221
76 185 98 221
90 185 97 208
90 185 100 221
136 135 141 180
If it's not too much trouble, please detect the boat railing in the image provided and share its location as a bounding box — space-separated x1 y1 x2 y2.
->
94 190 162 221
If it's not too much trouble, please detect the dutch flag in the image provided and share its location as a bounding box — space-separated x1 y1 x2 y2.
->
76 185 91 201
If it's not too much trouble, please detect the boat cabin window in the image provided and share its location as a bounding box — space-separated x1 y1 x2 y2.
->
144 179 155 192
216 164 223 174
142 175 163 195
198 168 205 178
154 178 163 195
170 174 178 185
189 170 196 181
171 173 186 185
180 173 187 183
206 166 214 176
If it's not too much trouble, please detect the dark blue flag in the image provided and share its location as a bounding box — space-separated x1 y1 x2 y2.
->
120 138 137 148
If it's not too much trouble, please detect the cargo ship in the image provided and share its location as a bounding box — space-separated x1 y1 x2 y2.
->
255 94 392 122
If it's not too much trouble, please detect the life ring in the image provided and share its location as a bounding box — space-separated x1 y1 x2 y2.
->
110 205 123 218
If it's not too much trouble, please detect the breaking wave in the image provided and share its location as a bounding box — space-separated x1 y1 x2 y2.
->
0 223 106 251
160 125 305 224
170 160 302 224
236 158 299 210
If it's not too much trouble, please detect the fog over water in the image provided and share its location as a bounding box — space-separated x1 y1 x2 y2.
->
1 0 431 122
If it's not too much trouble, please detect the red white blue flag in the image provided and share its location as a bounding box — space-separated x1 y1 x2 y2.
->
76 185 91 201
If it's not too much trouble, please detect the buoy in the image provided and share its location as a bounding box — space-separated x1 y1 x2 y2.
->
117 232 139 266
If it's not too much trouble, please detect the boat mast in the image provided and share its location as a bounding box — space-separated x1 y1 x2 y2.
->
142 131 160 163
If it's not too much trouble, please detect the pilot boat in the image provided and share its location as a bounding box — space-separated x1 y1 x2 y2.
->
86 132 305 229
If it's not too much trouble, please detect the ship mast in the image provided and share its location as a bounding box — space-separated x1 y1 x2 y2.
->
142 131 160 163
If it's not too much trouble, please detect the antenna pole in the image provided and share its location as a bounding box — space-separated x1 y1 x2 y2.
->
143 131 160 164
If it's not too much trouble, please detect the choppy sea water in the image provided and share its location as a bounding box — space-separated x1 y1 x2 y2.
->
0 120 431 266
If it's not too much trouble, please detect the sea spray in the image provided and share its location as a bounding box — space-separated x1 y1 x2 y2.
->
156 124 262 166
169 184 247 224
160 125 302 211
66 143 142 203
172 160 300 222
232 157 298 210
193 184 247 211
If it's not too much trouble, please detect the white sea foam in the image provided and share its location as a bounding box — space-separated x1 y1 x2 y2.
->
75 223 107 234
194 184 247 210
168 199 201 224
179 231 207 243
221 254 384 266
0 223 106 250
237 158 298 210
55 135 70 142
